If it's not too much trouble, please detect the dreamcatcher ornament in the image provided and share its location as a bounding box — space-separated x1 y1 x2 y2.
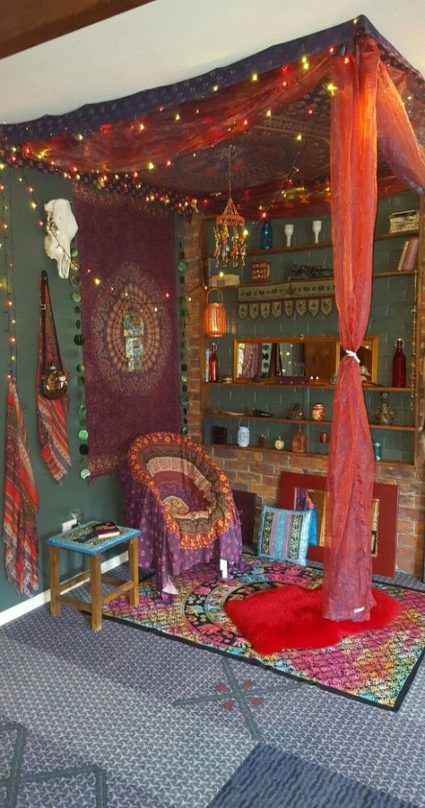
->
214 147 248 270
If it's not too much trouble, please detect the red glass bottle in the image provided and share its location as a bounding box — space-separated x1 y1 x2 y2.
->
208 343 219 383
392 338 406 388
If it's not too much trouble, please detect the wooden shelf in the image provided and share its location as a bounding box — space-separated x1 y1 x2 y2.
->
375 229 419 241
206 270 415 291
203 229 419 261
205 410 415 432
203 442 414 467
202 381 412 392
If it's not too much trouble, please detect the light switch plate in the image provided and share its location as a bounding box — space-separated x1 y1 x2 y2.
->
62 518 77 533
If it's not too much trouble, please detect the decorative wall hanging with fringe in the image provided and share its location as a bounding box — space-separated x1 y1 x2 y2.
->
3 381 39 596
36 271 71 483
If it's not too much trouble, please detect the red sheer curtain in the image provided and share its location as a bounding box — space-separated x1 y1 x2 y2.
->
323 39 379 622
323 37 425 623
377 59 425 192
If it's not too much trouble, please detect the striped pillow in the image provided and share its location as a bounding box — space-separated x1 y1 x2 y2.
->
257 505 317 566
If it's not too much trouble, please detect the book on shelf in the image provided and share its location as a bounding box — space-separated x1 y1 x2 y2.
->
396 237 419 272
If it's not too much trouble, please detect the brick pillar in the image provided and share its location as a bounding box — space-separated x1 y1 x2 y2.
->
183 215 203 444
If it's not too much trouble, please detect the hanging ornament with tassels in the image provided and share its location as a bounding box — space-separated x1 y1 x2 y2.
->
214 146 248 270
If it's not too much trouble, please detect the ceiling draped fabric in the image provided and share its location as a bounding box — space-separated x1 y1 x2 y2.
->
1 16 424 216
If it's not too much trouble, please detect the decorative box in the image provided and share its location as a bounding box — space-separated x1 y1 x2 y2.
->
212 425 228 444
251 261 271 283
389 210 419 233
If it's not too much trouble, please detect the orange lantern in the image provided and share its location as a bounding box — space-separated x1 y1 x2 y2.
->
203 289 227 337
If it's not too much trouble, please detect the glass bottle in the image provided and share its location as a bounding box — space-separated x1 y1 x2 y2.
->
291 425 307 454
392 338 406 388
260 219 273 250
208 343 219 383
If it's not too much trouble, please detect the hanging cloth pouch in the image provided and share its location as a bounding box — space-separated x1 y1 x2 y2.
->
40 270 68 399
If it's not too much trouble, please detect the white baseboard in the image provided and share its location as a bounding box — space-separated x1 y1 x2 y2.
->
0 550 129 628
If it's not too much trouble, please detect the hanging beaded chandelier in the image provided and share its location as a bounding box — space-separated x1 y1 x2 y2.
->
214 146 247 269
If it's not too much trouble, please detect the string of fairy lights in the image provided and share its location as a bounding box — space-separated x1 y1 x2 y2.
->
0 43 345 222
8 166 191 446
0 172 18 384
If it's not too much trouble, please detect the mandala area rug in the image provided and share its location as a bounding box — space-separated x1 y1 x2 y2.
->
103 556 425 711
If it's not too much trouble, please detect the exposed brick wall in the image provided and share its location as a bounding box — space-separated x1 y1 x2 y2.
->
183 213 425 578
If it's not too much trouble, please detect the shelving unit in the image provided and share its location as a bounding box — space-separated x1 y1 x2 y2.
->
199 195 422 465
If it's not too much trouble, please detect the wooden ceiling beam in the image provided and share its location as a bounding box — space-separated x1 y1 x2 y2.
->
0 0 156 59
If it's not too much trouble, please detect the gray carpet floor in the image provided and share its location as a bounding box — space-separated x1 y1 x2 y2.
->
0 565 424 807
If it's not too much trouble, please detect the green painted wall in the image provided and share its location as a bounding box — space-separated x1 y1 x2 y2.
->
0 167 122 614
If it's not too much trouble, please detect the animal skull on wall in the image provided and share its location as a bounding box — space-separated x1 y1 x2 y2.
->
44 199 78 279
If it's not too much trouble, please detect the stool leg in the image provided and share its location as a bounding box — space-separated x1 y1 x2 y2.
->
49 546 61 617
90 555 102 632
128 536 139 607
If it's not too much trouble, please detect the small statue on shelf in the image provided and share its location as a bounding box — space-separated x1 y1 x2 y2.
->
287 402 304 420
374 392 395 425
360 364 371 383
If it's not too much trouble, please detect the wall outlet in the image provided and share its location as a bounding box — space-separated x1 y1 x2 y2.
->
62 518 77 533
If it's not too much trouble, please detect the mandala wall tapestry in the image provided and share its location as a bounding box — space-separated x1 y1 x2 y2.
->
74 188 180 477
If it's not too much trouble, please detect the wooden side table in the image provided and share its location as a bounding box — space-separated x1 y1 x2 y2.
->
47 522 140 631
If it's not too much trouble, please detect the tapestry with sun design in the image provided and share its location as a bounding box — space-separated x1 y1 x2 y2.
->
74 187 180 477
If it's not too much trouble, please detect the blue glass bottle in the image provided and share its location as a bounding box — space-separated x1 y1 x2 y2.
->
260 219 273 250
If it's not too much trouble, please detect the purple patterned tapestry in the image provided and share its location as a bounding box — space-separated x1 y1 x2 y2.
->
74 188 180 476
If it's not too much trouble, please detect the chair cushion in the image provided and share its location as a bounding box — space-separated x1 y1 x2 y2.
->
257 505 317 566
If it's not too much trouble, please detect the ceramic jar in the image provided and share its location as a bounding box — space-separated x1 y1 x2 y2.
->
311 403 325 421
237 419 250 448
274 437 285 450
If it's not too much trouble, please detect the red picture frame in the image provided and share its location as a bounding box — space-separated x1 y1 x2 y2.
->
279 471 398 577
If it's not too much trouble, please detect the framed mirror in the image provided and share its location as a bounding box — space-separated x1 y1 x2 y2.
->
233 336 378 383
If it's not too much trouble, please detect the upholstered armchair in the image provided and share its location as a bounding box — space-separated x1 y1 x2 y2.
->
121 432 242 594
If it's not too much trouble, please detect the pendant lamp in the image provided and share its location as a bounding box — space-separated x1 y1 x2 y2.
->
203 289 227 337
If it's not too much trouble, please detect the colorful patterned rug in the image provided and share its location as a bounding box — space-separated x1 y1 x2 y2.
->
103 557 425 711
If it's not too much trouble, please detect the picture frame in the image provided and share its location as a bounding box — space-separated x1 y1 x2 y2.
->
279 471 398 577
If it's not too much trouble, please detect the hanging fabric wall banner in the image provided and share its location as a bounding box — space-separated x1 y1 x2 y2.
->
3 381 40 597
237 279 335 320
36 272 71 483
73 187 180 477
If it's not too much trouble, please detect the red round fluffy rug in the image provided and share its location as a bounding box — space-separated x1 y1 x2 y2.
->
224 585 402 653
